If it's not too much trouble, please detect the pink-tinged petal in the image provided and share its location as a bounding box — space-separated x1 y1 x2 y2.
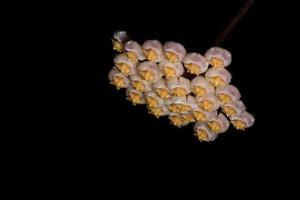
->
216 84 241 104
125 86 146 105
205 68 232 87
196 96 220 112
147 103 169 118
183 53 209 74
152 79 168 89
129 74 152 92
207 113 230 134
194 123 218 142
167 77 191 93
124 41 145 61
191 76 215 97
221 100 246 117
163 41 187 62
113 53 137 75
113 30 129 43
168 113 190 127
142 40 164 62
168 77 191 97
137 61 162 82
158 60 184 79
170 95 196 114
108 68 130 89
152 79 171 99
192 106 217 122
230 111 255 129
204 47 232 67
144 91 165 107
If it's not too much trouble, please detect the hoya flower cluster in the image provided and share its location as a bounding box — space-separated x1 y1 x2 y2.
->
108 31 254 142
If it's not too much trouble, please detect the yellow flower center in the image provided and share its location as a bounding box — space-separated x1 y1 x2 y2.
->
210 57 224 68
112 76 125 89
185 63 201 75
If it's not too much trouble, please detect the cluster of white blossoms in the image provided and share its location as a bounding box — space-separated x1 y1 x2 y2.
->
109 31 254 142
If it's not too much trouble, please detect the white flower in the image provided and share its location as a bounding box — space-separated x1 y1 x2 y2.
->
215 84 241 104
192 107 217 122
164 98 178 113
129 74 151 92
183 53 209 75
191 76 214 97
124 40 145 62
221 100 246 118
142 40 164 62
195 95 220 112
230 111 255 130
137 61 162 82
194 123 217 142
163 41 186 63
181 112 196 124
204 47 232 68
167 77 191 97
112 31 129 52
147 103 169 118
108 68 130 89
171 95 195 114
159 60 184 79
113 31 129 43
169 113 189 127
152 79 171 99
126 86 145 105
144 91 165 108
205 67 232 87
114 53 137 76
207 113 230 134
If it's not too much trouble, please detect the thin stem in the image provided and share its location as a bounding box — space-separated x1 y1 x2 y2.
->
214 0 255 46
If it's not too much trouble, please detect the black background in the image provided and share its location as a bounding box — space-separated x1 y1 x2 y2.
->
4 1 298 196
24 0 298 195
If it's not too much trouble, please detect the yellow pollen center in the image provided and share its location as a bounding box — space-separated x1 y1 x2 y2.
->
144 49 158 61
207 121 221 133
126 52 138 63
163 66 176 79
165 52 179 63
193 111 207 122
209 76 225 87
185 63 201 75
149 107 163 118
210 57 224 68
146 96 159 108
199 100 214 112
232 120 246 130
167 104 179 113
196 129 209 141
193 86 207 97
223 106 236 117
116 63 130 75
131 81 145 92
172 87 187 97
182 114 194 123
112 76 125 89
176 104 191 112
140 70 154 81
169 116 184 127
112 39 123 52
217 93 232 104
129 92 143 105
155 88 170 99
